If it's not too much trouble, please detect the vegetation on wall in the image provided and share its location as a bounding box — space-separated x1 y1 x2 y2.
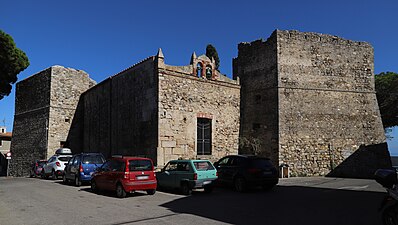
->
205 44 220 71
375 71 398 128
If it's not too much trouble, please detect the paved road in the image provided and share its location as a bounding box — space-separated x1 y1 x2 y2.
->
0 176 386 225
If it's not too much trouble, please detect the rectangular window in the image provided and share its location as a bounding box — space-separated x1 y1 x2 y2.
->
197 118 212 155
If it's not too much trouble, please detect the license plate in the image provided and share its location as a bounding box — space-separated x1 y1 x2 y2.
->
136 175 149 180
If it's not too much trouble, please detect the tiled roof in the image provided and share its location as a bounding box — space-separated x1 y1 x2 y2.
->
0 132 12 138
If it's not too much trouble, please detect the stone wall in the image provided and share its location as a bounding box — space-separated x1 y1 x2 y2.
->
277 30 387 176
9 68 51 176
48 66 94 157
235 30 389 177
233 33 280 166
158 58 240 166
10 66 94 176
68 57 159 160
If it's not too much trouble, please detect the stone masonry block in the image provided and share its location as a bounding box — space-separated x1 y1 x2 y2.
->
162 140 176 148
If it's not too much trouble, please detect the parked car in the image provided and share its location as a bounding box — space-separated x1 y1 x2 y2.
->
63 153 105 186
91 156 157 198
214 155 278 192
156 159 217 195
42 148 73 179
30 160 47 178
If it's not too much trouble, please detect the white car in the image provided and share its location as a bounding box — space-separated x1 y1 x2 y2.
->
42 148 73 179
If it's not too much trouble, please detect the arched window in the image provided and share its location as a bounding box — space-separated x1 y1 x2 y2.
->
196 63 203 77
205 65 212 79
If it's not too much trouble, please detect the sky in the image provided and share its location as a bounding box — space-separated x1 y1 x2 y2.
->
0 0 397 155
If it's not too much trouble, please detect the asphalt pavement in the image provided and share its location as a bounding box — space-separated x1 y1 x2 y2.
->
0 176 387 225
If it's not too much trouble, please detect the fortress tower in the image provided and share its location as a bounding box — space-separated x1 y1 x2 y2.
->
9 66 95 176
234 30 391 177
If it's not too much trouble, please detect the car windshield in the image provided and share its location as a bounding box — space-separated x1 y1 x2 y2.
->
250 158 274 168
82 155 105 164
193 161 215 171
129 160 152 171
58 156 72 162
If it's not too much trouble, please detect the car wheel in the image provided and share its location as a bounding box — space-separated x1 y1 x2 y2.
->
234 177 247 193
181 182 192 195
382 205 398 225
146 189 156 195
116 183 127 198
91 180 98 193
75 176 81 187
204 185 213 193
51 170 57 180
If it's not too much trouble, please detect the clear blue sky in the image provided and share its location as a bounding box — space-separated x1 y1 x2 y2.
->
1 0 397 155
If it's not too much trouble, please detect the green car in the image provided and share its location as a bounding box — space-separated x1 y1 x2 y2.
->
156 159 218 195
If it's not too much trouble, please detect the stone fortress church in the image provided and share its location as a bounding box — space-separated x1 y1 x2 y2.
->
9 30 391 178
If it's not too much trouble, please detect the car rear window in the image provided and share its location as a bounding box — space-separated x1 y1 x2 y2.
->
58 156 72 162
193 161 215 171
129 160 152 171
82 155 105 164
250 158 274 169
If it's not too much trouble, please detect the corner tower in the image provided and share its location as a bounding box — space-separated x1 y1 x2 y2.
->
9 66 95 176
234 30 391 177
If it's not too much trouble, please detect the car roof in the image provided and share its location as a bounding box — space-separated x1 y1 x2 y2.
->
76 153 104 156
110 156 152 161
224 155 270 160
168 159 210 163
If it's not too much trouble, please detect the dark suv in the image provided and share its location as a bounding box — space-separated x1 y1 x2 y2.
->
214 155 278 192
63 153 105 186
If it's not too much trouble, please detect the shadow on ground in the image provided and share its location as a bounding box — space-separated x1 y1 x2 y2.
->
160 185 385 225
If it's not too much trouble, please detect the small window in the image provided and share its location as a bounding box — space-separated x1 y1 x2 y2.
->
129 160 152 171
164 161 178 171
83 155 105 164
205 65 212 79
193 161 215 171
65 118 70 123
177 162 190 171
196 63 203 77
218 157 230 166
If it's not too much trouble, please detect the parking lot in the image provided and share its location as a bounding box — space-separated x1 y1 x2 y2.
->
0 177 386 225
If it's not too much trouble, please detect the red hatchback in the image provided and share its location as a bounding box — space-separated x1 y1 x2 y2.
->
91 156 157 198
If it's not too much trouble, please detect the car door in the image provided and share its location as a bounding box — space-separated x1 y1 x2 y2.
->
70 155 81 178
44 157 55 174
108 160 125 190
64 157 74 180
157 161 178 188
176 162 191 187
215 157 231 184
95 160 111 190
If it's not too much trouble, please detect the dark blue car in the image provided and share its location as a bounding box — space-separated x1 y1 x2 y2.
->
63 153 105 186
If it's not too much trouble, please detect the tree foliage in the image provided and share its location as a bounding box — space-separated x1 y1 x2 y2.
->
375 71 398 128
0 30 29 100
205 44 220 71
